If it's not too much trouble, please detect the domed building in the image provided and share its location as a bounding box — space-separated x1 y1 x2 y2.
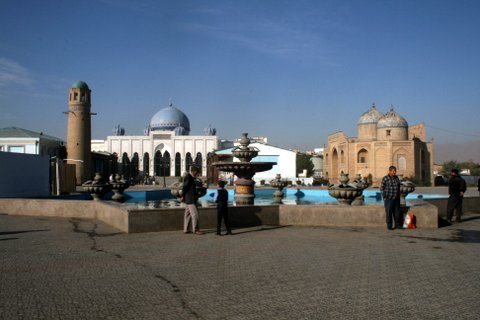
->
324 104 433 186
91 101 219 182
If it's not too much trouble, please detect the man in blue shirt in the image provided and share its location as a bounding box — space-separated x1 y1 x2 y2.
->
380 166 402 230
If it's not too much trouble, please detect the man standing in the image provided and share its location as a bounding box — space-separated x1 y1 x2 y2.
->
214 180 232 236
182 166 204 235
380 166 402 230
446 169 467 223
477 177 479 196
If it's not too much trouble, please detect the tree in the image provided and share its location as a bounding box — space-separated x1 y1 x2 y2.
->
296 153 314 177
440 160 460 178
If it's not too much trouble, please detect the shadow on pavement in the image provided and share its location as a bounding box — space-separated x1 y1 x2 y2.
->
0 229 50 236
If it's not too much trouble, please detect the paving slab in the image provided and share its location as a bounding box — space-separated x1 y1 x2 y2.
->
1 212 479 319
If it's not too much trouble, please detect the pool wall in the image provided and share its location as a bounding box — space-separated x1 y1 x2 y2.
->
1 197 479 233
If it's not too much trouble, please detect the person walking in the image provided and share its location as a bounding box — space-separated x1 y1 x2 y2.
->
446 169 467 223
182 166 204 235
380 166 402 230
214 180 232 235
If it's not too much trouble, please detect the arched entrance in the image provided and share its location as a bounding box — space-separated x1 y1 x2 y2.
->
175 153 181 176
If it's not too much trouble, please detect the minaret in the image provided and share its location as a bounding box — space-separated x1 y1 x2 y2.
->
66 81 92 185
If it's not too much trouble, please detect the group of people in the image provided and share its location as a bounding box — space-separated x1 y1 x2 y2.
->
181 166 232 236
182 164 473 234
380 166 468 230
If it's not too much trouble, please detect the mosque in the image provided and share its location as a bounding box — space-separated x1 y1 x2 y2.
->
324 104 434 186
91 100 221 182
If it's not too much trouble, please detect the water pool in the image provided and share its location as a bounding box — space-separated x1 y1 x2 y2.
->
122 188 447 208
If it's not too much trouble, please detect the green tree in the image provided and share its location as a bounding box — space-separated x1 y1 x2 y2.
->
440 160 460 178
459 161 480 175
296 153 314 177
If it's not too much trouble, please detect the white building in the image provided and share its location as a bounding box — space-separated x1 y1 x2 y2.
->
91 102 220 178
0 127 64 156
215 142 297 183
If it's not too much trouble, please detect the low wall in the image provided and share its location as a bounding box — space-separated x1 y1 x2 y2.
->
2 197 467 232
424 197 480 217
280 202 439 229
0 199 129 232
126 205 279 233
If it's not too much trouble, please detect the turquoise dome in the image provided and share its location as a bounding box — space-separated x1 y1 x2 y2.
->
71 81 89 89
150 103 190 134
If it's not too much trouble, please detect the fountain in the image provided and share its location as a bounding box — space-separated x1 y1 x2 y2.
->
212 133 276 205
170 176 207 199
399 175 415 206
110 174 129 202
328 173 364 205
82 173 112 200
270 174 287 204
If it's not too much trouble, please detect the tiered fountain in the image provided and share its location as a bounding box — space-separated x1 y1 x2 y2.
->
328 173 365 205
82 172 131 202
212 133 276 205
82 173 112 201
270 174 287 204
399 175 415 206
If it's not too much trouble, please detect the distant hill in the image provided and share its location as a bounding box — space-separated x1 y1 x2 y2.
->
434 140 480 163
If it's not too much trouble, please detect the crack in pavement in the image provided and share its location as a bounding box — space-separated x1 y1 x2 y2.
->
68 218 202 319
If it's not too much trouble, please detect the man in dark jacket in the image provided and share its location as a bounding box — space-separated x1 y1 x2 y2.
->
182 166 204 235
214 180 232 236
446 169 467 223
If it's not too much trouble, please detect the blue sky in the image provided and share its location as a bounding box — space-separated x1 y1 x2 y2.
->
1 0 479 150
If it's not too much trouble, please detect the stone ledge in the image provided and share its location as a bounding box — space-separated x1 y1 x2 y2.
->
0 198 442 232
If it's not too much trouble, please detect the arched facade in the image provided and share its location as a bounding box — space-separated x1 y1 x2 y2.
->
91 102 219 179
324 104 434 186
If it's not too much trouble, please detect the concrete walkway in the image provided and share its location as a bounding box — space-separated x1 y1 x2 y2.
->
1 212 479 319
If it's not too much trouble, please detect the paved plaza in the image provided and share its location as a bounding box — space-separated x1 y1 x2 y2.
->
1 212 479 319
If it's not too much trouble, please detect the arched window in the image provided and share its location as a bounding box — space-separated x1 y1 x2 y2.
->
185 152 193 172
194 152 202 175
398 156 407 171
154 150 162 176
143 152 150 176
331 148 339 181
175 153 181 176
163 151 171 177
122 153 130 179
132 153 139 179
357 149 368 163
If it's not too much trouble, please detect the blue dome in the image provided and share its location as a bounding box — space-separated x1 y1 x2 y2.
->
150 103 190 134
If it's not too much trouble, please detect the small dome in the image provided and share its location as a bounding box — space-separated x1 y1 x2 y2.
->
358 103 384 125
204 125 216 136
174 126 188 136
71 81 89 89
377 107 408 128
150 102 190 133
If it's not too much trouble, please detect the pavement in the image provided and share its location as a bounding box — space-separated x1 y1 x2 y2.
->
1 212 479 319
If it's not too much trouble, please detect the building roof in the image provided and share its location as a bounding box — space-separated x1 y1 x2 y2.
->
0 127 63 142
358 103 384 125
377 108 408 128
149 102 190 134
71 81 89 89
